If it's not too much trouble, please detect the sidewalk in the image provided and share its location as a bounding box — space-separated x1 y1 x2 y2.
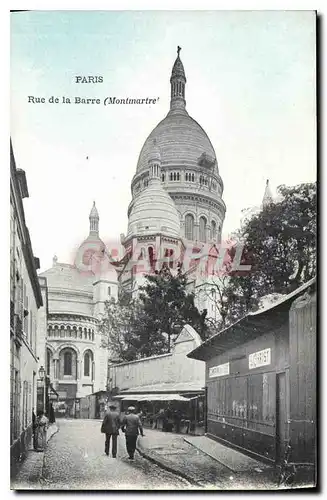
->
136 429 278 489
11 423 59 489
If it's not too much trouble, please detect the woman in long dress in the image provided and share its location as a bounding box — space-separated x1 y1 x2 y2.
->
35 410 48 451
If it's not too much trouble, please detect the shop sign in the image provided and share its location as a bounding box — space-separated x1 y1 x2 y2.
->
209 362 230 378
249 348 271 369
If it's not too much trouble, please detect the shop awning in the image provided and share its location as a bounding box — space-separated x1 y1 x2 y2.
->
113 394 142 400
118 393 191 402
115 381 204 394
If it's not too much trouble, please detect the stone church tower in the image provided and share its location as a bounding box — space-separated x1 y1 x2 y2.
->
129 47 226 245
122 48 226 316
121 139 184 293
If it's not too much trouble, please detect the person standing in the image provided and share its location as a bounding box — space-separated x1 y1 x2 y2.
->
35 410 49 451
101 404 121 458
32 409 37 450
121 406 144 460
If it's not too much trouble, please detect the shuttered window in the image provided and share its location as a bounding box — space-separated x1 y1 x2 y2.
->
23 284 29 337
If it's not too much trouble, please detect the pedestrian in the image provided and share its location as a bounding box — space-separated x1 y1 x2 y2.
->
35 410 49 451
173 409 182 433
32 409 37 450
101 404 121 458
49 403 55 424
121 406 144 460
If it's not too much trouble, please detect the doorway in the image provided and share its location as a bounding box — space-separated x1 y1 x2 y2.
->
276 372 288 463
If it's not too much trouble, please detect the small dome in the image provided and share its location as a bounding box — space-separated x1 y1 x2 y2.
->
89 201 99 219
171 54 186 80
128 180 180 238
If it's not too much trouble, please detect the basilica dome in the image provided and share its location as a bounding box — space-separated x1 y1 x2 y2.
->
136 111 218 175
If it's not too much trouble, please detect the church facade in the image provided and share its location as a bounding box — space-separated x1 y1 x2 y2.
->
39 204 118 411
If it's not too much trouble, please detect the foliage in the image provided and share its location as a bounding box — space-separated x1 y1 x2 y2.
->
136 264 206 351
98 290 139 363
99 265 205 361
224 182 316 322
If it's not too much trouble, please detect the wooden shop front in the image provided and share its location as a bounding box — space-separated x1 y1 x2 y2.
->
188 279 316 466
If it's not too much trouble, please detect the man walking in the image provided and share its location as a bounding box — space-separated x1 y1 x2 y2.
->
101 404 121 458
121 406 144 460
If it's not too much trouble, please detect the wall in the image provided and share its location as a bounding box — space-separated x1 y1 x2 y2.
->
10 161 43 477
205 321 289 463
48 289 94 316
289 292 316 465
109 325 205 392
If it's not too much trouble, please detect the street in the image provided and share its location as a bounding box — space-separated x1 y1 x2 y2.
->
41 419 191 490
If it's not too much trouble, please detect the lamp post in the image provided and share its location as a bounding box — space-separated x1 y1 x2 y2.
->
38 365 46 413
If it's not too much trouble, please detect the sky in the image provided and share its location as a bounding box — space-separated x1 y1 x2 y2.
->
10 10 317 272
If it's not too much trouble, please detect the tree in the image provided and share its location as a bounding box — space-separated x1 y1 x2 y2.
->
98 290 139 363
224 182 316 322
99 266 204 361
136 264 206 352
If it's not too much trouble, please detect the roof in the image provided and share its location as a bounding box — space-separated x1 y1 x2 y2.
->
187 278 316 361
127 176 181 238
115 394 192 402
117 381 204 394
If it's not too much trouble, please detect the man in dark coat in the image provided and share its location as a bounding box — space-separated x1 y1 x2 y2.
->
101 404 121 458
121 406 144 460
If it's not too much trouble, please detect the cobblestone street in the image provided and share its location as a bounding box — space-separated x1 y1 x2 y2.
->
41 419 191 490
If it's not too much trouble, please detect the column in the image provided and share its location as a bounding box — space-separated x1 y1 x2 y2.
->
194 223 200 242
53 357 59 380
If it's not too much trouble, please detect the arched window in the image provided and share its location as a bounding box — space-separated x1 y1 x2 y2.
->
211 220 217 240
185 173 189 181
192 173 195 182
169 249 174 269
173 172 176 181
170 172 173 181
199 216 207 243
148 246 155 269
84 352 90 376
64 351 72 375
161 173 165 182
177 172 180 181
108 286 111 296
185 214 194 241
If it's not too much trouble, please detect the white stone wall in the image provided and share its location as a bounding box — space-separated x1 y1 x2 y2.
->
48 289 94 316
37 278 48 370
109 326 205 392
10 192 40 441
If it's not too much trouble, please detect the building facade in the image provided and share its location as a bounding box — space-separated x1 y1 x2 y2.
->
39 204 118 415
108 325 206 434
188 279 316 466
10 142 45 474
